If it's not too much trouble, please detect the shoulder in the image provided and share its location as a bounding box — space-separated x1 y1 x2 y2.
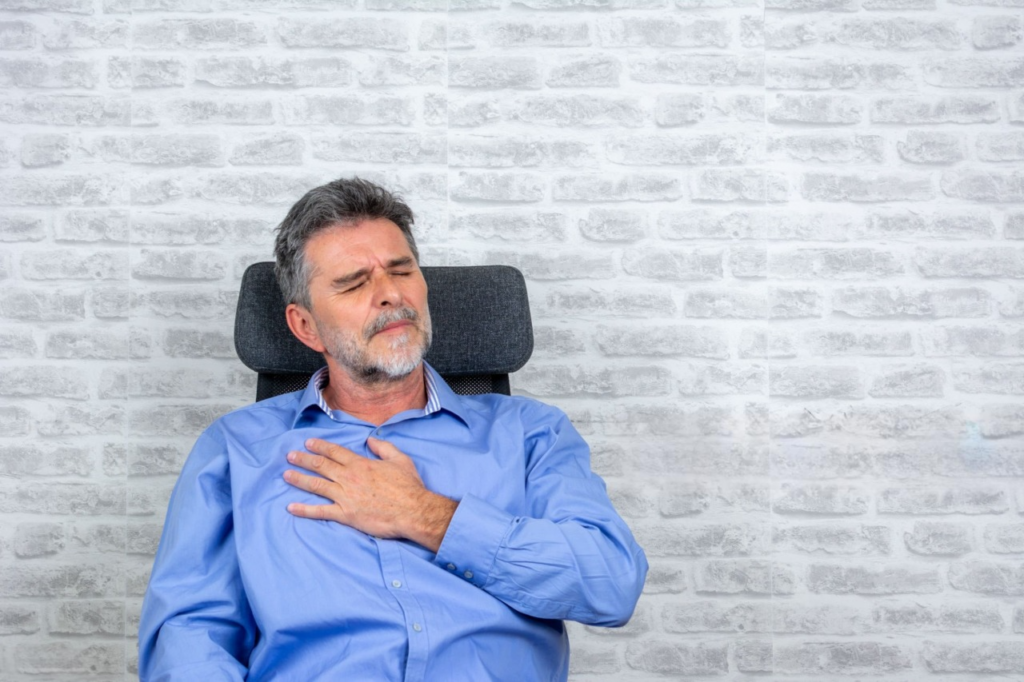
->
199 390 301 445
454 392 568 426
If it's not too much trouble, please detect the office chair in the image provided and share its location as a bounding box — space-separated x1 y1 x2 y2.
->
234 263 534 401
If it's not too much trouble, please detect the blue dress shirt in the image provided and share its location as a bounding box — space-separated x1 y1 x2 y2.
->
138 363 648 682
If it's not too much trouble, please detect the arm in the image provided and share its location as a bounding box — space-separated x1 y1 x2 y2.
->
433 405 648 627
138 428 257 682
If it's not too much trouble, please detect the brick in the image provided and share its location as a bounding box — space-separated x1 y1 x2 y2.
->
129 403 235 437
0 364 87 398
765 19 817 49
0 20 36 49
277 17 407 50
770 366 862 398
871 95 1000 124
14 523 66 558
923 641 1024 673
90 285 128 318
808 564 941 594
42 19 128 49
665 601 770 633
869 365 945 397
804 329 913 356
162 97 273 126
860 211 994 239
543 285 675 317
924 325 1024 356
0 606 40 635
45 328 128 359
694 169 788 203
766 0 858 8
773 248 904 279
768 134 884 164
622 247 722 281
769 94 861 124
108 56 185 88
0 56 97 89
0 213 44 242
131 249 225 281
569 642 619 674
630 54 763 85
774 484 869 515
803 172 932 202
739 329 798 359
678 363 765 395
0 174 127 206
312 132 443 165
985 523 1024 553
833 286 990 318
898 131 964 164
449 57 540 89
942 169 1024 202
774 524 891 555
973 16 1022 49
38 404 125 436
655 93 704 126
546 55 620 88
3 0 92 10
595 324 728 358
695 560 795 595
515 365 671 397
949 560 1024 594
767 57 914 90
597 17 729 47
163 328 235 358
829 18 960 50
635 524 767 557
863 0 934 6
133 18 265 49
101 367 251 400
554 174 681 202
978 404 1024 437
451 211 566 241
624 641 728 676
283 95 413 126
904 521 973 555
15 641 125 675
917 247 1024 277
129 213 266 245
0 95 129 126
735 640 772 672
20 133 70 168
483 20 589 47
507 94 646 127
196 56 351 88
189 172 325 205
533 326 585 357
0 331 36 359
48 600 123 635
642 564 686 594
607 134 761 167
53 208 127 243
450 172 545 203
871 603 1003 633
134 134 224 166
977 131 1024 161
925 58 1024 87
359 55 445 87
775 643 912 675
0 288 85 321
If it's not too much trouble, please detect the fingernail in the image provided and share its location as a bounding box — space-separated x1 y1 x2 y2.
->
287 452 296 462
286 503 297 514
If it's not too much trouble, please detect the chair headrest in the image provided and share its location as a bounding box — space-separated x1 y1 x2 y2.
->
234 263 533 377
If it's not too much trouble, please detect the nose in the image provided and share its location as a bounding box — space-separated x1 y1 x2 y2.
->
373 272 403 308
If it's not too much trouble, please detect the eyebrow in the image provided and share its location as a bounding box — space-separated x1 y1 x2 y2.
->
330 257 415 289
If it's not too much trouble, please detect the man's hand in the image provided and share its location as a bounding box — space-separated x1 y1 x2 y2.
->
283 437 458 553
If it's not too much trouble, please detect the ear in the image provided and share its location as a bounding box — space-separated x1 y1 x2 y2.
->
285 303 326 354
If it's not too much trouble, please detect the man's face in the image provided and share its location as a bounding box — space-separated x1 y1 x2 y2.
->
301 218 431 383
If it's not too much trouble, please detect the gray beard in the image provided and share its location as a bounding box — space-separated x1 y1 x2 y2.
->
317 306 433 385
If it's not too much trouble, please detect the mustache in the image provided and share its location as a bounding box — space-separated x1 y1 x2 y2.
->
364 307 419 340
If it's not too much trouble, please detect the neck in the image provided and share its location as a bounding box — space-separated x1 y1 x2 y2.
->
320 360 427 426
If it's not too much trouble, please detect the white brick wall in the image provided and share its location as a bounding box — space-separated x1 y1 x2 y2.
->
0 0 1022 678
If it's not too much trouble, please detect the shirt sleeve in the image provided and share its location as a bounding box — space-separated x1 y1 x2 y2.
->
433 403 648 627
137 427 257 681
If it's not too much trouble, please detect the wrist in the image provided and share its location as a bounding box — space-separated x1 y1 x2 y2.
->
409 492 458 553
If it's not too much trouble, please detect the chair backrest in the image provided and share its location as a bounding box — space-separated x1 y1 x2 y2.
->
234 263 534 401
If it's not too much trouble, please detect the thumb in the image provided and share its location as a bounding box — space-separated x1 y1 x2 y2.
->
366 437 404 461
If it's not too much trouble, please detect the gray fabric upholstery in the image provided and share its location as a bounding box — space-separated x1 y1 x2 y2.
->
234 262 533 399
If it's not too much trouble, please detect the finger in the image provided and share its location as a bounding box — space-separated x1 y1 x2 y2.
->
283 469 338 499
286 451 334 475
366 437 406 461
286 502 335 521
306 438 356 464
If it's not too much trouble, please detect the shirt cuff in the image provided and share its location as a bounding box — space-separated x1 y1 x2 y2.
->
434 493 514 589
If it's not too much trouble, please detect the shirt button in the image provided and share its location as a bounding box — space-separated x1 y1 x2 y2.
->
391 580 402 588
446 563 455 571
463 570 473 580
412 623 422 632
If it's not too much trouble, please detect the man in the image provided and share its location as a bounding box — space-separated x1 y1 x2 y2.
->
138 178 648 681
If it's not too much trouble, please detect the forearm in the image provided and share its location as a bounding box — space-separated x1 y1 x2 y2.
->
434 493 648 626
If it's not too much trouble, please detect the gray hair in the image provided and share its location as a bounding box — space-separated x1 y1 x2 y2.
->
273 177 418 309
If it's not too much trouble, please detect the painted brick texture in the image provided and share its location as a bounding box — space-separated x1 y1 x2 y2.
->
0 0 1022 680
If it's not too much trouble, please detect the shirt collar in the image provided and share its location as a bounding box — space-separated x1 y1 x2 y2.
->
293 362 469 427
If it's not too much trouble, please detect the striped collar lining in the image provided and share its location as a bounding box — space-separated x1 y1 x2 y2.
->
310 365 442 421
